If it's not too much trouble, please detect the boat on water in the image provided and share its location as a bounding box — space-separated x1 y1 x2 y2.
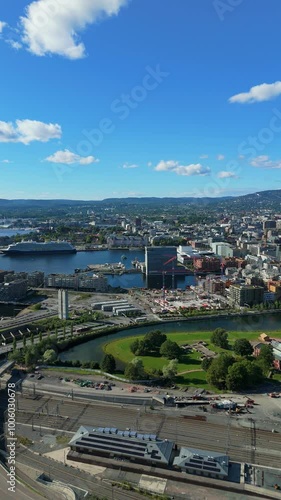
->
1 241 77 256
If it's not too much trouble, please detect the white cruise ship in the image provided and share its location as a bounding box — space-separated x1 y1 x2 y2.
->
1 241 77 255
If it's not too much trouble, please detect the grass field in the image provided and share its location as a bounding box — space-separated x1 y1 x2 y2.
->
104 330 280 388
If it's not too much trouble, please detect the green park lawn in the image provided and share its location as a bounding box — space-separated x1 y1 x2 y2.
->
104 330 281 388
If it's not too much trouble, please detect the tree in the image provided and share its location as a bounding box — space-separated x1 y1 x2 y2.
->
43 349 57 364
233 338 253 357
124 358 147 380
160 340 182 360
162 359 178 381
226 362 248 391
39 331 43 342
226 359 264 391
210 328 229 349
23 336 26 348
201 357 213 372
70 324 74 339
257 344 274 374
8 350 23 363
63 325 66 340
24 347 38 367
101 354 116 374
144 330 167 352
130 339 141 355
12 337 17 351
130 331 167 356
206 353 235 389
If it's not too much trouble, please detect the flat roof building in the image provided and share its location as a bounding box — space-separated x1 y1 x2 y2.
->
173 447 229 479
69 426 174 467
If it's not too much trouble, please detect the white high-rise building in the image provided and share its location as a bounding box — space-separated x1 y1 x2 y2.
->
58 289 69 320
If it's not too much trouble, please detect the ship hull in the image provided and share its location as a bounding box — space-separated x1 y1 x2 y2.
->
2 249 77 256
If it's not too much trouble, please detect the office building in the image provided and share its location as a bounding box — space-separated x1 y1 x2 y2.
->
145 246 177 276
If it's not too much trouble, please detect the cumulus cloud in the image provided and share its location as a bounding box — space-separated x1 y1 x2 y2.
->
1 159 12 163
217 154 225 161
154 160 211 177
200 154 208 159
229 81 281 104
46 149 99 165
0 119 61 144
217 171 238 179
0 21 7 33
20 0 129 59
122 163 138 169
250 155 281 169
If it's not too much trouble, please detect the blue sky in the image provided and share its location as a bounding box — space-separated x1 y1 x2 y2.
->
0 0 281 200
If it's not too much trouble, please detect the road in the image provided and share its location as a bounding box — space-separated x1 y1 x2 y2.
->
11 393 281 469
0 464 43 500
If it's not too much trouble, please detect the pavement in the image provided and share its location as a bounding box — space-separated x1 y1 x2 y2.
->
0 463 44 500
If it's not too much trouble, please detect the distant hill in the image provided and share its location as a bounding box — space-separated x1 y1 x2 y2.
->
0 189 280 209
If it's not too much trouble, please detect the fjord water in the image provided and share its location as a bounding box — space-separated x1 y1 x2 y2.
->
0 249 196 289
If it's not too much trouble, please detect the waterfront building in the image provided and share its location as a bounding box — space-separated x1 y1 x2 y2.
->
107 235 148 248
145 246 177 276
0 279 28 301
45 274 108 292
229 284 264 306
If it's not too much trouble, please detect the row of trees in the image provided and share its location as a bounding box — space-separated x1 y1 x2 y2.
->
210 328 254 356
124 357 178 382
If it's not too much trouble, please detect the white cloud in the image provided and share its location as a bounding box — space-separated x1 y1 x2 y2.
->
46 149 99 165
229 81 281 104
217 171 238 179
122 163 138 169
0 119 61 144
0 21 7 33
217 154 225 161
200 154 208 159
147 161 152 167
20 0 129 59
154 160 211 177
250 155 281 169
6 39 22 50
1 159 12 163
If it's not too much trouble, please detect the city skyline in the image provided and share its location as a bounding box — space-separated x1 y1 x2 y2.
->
1 0 281 199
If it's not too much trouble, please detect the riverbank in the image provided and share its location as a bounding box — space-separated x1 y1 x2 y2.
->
59 311 281 387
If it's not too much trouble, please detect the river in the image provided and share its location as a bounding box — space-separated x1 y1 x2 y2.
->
59 312 281 368
0 249 196 290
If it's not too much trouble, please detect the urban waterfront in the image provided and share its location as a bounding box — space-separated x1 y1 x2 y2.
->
0 249 196 289
59 312 281 368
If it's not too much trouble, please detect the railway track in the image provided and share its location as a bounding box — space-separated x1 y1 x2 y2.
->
16 447 145 500
13 394 281 469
